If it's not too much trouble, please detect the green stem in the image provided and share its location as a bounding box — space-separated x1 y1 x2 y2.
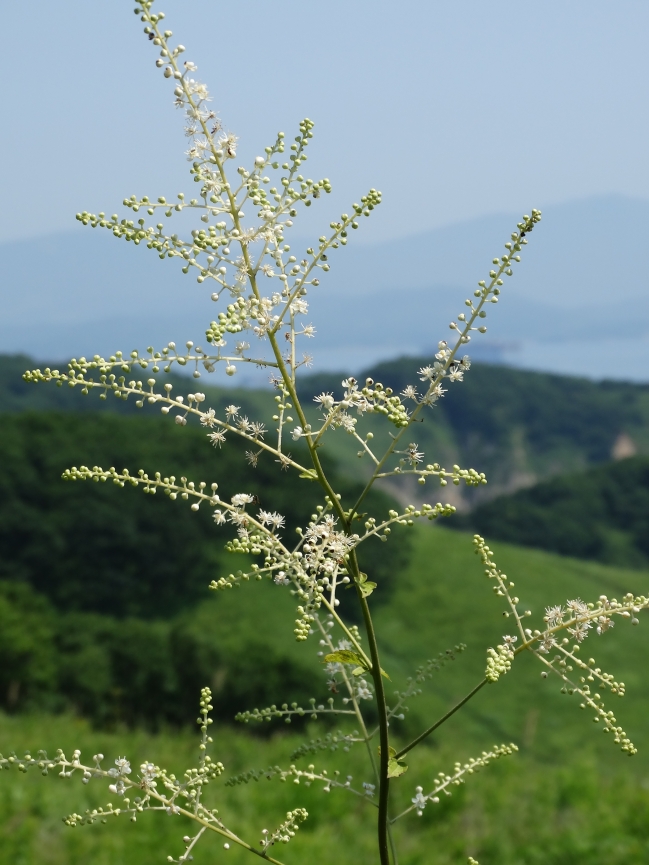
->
349 553 391 865
394 678 487 760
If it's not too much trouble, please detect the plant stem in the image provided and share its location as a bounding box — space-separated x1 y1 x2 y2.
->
394 678 487 760
348 553 391 865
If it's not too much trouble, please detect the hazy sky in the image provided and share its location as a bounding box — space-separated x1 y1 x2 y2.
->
4 0 649 245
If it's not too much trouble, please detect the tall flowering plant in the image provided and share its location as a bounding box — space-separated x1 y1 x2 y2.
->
5 4 648 863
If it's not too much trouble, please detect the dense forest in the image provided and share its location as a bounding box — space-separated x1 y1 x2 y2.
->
0 411 406 725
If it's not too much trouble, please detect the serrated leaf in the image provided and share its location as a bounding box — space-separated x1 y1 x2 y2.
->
387 757 408 778
323 650 368 669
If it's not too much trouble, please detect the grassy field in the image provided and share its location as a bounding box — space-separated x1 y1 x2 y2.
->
2 525 649 864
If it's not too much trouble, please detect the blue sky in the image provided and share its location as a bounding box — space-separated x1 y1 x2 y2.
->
4 0 649 244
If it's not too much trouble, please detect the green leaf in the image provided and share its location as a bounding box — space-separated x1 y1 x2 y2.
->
346 572 378 597
323 650 368 669
298 469 318 480
324 651 390 680
387 757 408 778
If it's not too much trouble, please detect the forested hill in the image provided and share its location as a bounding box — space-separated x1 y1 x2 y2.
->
451 455 649 570
4 353 649 504
299 357 649 495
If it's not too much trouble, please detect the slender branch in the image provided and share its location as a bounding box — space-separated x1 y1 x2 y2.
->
394 678 488 760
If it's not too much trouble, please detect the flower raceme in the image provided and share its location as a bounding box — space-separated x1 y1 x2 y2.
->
8 2 647 865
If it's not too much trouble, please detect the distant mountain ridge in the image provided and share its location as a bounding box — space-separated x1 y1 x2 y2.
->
2 194 649 380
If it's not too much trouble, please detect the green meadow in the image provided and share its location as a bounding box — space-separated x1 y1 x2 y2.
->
3 525 649 864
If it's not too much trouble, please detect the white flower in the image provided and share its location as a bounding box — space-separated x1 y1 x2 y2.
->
114 757 131 775
290 299 309 316
249 421 266 440
448 367 464 382
175 415 187 426
260 263 275 277
412 787 427 815
355 679 373 701
229 511 249 527
208 430 226 447
314 392 335 411
108 780 126 796
231 493 254 507
200 408 217 427
225 405 240 418
362 782 376 797
418 366 435 381
544 605 564 626
568 621 592 642
238 228 258 246
140 762 157 786
291 426 303 441
258 510 285 530
202 171 222 194
218 131 238 158
325 662 343 675
302 325 316 337
502 634 517 645
273 571 290 586
596 615 614 635
187 80 210 101
183 61 198 71
401 385 418 401
538 635 557 653
186 104 210 121
566 598 589 617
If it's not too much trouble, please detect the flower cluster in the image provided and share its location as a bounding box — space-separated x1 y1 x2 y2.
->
473 534 649 753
